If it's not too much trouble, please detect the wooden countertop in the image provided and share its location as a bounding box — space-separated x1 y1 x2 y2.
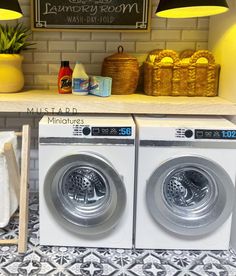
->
0 89 236 115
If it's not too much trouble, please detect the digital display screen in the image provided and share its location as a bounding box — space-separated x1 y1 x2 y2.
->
92 127 132 136
195 129 236 140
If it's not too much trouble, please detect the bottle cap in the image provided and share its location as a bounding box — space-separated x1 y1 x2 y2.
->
61 61 69 67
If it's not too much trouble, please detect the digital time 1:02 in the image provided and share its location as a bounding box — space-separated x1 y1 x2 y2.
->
221 130 236 139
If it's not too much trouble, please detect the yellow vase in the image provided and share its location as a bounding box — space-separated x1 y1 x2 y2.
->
0 54 24 93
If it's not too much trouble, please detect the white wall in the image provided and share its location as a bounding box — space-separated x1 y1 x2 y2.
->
209 0 236 102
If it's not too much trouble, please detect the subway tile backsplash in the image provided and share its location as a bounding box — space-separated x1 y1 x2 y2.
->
16 0 209 90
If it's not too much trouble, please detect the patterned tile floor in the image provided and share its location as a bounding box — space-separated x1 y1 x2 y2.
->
1 194 236 276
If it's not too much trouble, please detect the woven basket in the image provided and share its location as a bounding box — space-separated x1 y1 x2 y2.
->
187 50 220 96
144 50 179 96
144 49 220 97
101 46 139 95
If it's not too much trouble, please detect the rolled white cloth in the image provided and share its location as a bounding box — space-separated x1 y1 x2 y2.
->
0 132 18 228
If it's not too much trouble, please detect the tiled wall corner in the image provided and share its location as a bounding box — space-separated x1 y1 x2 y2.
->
29 149 39 191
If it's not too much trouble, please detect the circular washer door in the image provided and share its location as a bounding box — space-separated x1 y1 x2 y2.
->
44 154 126 236
146 155 235 236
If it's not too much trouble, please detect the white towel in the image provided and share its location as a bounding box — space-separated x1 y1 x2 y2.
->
0 132 18 228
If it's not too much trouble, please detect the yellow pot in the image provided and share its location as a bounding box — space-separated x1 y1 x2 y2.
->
0 54 24 93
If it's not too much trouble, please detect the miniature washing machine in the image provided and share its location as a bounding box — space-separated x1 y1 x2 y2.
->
134 115 236 250
230 198 236 251
39 115 135 248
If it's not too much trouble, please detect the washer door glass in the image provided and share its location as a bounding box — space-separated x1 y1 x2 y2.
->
146 156 235 236
44 154 126 236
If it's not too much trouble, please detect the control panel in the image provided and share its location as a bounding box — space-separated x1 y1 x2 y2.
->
175 128 236 140
175 128 194 138
195 129 236 140
92 127 131 136
72 125 132 137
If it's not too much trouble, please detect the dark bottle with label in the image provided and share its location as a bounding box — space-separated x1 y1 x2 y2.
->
58 61 73 94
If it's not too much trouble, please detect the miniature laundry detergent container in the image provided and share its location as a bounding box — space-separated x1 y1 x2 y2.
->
0 132 18 228
101 46 139 95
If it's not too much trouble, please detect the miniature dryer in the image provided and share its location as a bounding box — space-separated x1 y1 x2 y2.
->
39 115 135 248
134 115 236 250
231 198 236 250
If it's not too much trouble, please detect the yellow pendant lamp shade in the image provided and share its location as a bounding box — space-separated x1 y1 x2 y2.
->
0 0 23 20
156 0 229 18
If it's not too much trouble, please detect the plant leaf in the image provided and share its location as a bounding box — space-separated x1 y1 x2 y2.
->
0 23 35 54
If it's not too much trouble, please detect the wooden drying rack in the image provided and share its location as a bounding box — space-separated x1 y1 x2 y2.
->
0 125 31 254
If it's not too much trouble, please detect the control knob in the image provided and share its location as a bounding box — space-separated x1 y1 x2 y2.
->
82 127 91 136
185 129 193 138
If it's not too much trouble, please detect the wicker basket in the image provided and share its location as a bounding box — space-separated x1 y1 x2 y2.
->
187 50 220 96
144 50 179 96
144 49 220 97
101 46 139 95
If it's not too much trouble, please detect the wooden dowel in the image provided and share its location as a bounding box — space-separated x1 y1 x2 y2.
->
0 239 18 245
18 125 31 254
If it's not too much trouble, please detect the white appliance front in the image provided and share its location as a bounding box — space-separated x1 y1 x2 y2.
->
230 196 236 250
39 115 135 248
135 115 236 250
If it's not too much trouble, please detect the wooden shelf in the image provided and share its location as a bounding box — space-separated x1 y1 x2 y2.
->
0 89 236 115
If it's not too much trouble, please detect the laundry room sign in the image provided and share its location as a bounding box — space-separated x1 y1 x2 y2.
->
32 0 151 31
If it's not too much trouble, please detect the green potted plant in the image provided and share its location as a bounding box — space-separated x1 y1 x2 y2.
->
0 23 33 93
